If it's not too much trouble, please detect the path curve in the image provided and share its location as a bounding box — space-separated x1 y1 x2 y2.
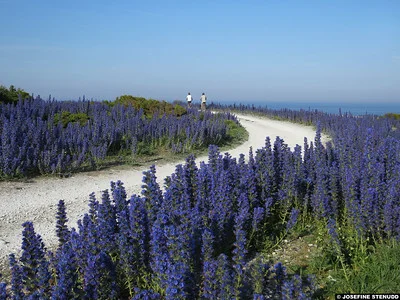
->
0 113 327 270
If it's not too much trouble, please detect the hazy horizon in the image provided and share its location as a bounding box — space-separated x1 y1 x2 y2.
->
1 0 399 103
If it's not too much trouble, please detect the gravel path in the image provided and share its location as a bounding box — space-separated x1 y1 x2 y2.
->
0 113 328 271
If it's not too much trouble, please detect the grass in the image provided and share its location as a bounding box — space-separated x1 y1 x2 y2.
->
325 239 400 294
260 219 400 299
219 119 249 149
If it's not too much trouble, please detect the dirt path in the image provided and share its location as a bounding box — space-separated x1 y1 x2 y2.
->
0 113 328 270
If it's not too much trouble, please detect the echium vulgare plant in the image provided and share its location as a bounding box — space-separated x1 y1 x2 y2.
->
1 143 322 299
0 97 238 178
7 101 400 298
3 143 320 298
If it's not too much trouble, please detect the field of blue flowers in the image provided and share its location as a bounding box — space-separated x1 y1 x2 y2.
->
1 101 400 299
0 98 237 178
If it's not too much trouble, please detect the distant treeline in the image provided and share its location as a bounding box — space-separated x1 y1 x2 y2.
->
0 86 186 118
103 95 186 117
0 85 30 104
383 113 400 120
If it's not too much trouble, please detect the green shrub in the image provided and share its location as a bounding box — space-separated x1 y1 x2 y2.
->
173 104 186 117
112 95 187 117
383 113 400 120
0 85 30 104
54 111 90 128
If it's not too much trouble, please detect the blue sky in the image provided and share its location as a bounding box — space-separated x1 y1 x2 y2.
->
0 0 399 103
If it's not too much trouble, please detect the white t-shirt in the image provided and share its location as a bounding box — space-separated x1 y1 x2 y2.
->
186 95 192 102
200 95 207 103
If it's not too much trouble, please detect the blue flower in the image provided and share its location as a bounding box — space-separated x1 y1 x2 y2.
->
286 208 299 231
56 199 70 248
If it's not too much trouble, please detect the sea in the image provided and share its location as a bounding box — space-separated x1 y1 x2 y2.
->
214 101 400 116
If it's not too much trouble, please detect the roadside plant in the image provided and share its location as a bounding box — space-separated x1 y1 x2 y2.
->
3 102 400 298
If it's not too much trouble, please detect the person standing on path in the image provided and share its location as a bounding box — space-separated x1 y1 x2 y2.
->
200 92 207 111
186 92 192 108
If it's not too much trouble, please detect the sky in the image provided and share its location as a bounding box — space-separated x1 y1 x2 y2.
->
0 0 399 103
